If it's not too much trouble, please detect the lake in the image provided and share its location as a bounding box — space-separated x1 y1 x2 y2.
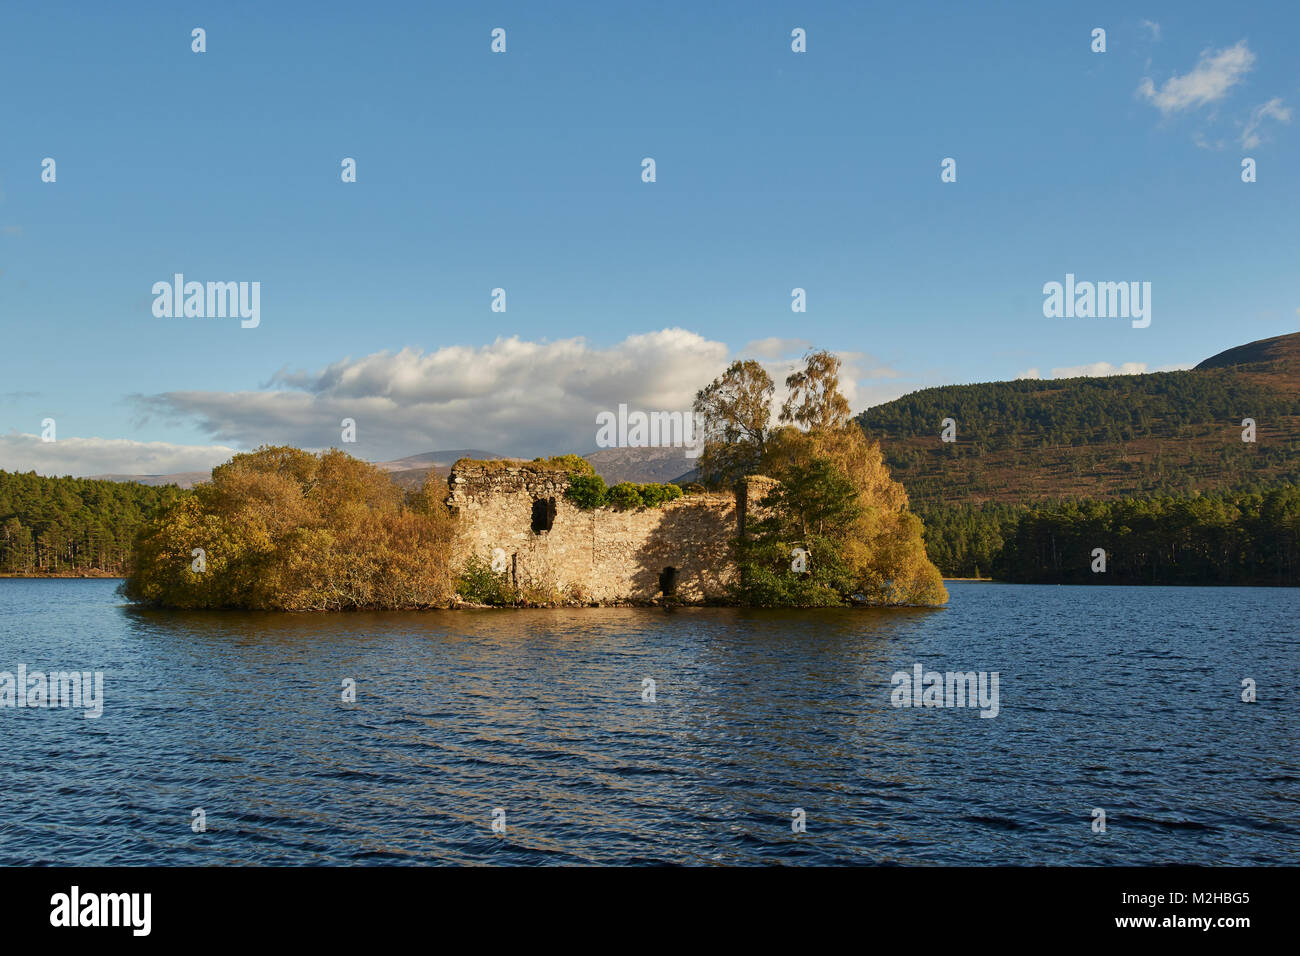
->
1 579 1295 865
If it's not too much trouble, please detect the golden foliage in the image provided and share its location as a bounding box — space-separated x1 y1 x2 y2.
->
763 424 948 606
123 446 455 610
779 349 852 431
693 359 775 488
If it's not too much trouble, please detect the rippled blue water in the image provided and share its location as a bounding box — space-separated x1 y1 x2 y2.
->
0 579 1295 865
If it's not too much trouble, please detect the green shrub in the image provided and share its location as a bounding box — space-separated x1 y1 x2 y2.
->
456 554 517 605
606 482 645 509
638 482 683 507
565 473 608 509
566 476 683 511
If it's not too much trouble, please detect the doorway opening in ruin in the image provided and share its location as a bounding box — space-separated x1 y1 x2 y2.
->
659 566 679 596
531 497 556 534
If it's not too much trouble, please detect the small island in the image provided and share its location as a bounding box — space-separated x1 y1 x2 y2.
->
122 352 947 610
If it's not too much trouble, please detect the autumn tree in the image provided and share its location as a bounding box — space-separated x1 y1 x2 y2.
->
693 360 774 489
779 349 852 431
122 446 456 610
741 350 948 607
735 456 861 606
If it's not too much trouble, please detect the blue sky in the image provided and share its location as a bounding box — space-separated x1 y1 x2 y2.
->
1 1 1297 474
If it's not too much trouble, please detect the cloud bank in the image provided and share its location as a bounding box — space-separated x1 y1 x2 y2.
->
0 433 236 479
125 330 895 466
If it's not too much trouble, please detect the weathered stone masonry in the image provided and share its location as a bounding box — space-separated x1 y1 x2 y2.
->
447 462 774 604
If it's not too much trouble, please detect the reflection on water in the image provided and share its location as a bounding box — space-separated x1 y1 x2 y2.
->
1 579 1296 864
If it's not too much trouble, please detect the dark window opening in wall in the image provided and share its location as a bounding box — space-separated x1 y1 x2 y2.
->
531 497 556 534
659 566 679 596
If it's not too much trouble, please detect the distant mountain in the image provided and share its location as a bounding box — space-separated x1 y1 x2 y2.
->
377 447 702 489
374 449 510 490
379 447 703 490
374 449 505 472
373 446 704 490
859 332 1300 507
583 446 701 485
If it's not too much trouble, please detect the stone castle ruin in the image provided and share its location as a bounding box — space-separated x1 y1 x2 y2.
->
447 460 775 604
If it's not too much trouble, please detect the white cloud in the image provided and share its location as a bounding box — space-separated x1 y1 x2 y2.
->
1044 361 1194 379
1050 361 1150 378
1241 97 1292 148
839 350 904 381
0 432 236 479
741 337 812 360
129 330 886 462
1137 41 1254 115
1017 368 1041 380
1141 20 1161 42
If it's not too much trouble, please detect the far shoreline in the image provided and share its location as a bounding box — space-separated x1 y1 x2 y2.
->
0 572 125 579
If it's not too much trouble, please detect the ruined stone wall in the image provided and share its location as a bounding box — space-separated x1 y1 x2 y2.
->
447 462 744 604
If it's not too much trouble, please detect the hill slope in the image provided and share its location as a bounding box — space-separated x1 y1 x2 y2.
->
1195 331 1300 389
858 333 1300 507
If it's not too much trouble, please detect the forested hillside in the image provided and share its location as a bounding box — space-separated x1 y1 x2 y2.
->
859 334 1300 507
0 471 183 574
862 333 1300 583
